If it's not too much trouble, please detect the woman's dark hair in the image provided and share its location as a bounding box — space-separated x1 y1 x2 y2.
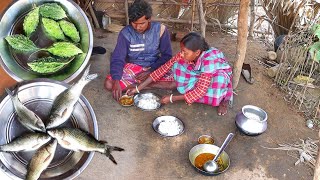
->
128 0 152 23
180 32 209 52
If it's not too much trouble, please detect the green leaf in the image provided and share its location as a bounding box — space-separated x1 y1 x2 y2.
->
59 20 80 43
23 7 40 37
47 42 83 58
28 56 72 74
42 18 65 40
5 34 39 53
40 3 67 20
309 42 320 62
311 24 320 39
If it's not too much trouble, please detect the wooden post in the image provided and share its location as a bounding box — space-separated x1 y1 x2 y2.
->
248 0 255 37
88 3 100 28
232 0 250 88
314 130 320 180
197 0 207 37
125 0 129 25
191 0 196 31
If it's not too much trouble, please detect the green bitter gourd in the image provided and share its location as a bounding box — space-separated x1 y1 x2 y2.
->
42 18 65 40
23 7 40 37
27 56 72 74
59 20 80 43
47 42 83 58
40 3 67 20
5 34 39 53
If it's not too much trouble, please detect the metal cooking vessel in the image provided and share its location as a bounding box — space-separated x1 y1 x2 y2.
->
189 144 230 176
0 79 98 179
235 105 268 136
0 0 93 83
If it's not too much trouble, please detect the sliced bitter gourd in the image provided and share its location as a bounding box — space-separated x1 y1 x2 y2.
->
40 3 67 20
5 34 39 53
59 20 80 43
42 18 65 40
47 42 83 58
27 56 72 74
23 7 40 37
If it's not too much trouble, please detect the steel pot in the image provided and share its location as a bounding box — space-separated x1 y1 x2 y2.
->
0 0 93 83
235 105 268 136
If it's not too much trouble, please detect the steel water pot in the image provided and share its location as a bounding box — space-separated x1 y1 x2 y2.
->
235 105 268 136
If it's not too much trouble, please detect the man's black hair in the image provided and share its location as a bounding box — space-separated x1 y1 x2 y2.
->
181 32 209 52
128 0 152 23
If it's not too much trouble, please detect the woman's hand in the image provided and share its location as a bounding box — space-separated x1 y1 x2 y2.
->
161 95 171 104
136 71 151 82
126 87 137 96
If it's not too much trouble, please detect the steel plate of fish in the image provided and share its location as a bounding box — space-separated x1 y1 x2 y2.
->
0 79 98 180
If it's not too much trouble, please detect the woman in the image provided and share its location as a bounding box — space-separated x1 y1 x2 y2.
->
127 32 233 115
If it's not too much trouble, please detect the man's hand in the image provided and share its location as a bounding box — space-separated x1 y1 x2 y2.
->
112 80 122 101
160 95 171 104
136 71 151 82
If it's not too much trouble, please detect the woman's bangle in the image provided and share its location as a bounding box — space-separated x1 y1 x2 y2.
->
135 85 140 93
169 94 173 103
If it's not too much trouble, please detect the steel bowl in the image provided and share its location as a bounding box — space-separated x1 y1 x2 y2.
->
152 116 184 137
0 0 93 83
0 79 98 180
198 135 214 144
119 95 134 107
189 144 230 176
133 92 161 111
235 105 268 136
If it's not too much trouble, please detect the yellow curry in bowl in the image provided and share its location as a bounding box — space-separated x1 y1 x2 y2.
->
194 153 224 172
119 95 134 106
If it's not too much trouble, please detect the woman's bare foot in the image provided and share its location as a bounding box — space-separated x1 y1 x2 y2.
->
218 100 228 116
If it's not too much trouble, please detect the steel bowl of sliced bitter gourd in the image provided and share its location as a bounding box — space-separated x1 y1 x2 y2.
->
0 0 93 82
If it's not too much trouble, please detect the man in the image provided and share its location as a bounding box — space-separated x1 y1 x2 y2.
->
104 0 173 100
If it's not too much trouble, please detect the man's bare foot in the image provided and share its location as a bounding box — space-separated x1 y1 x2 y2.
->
218 100 228 116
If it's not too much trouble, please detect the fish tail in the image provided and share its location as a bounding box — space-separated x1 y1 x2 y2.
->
5 84 20 98
79 64 98 86
5 88 14 97
104 144 124 165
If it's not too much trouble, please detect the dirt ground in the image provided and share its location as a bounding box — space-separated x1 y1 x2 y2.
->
0 29 319 180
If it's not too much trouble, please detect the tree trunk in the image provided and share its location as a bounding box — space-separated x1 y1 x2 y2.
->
191 0 196 31
248 0 255 37
233 0 250 88
314 130 320 180
197 0 207 37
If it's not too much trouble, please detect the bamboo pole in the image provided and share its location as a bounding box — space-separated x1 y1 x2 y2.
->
191 0 196 31
197 0 207 37
248 0 255 37
232 0 250 88
88 3 100 28
125 0 129 25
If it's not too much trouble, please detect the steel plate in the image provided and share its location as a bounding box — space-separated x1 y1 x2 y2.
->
152 116 184 137
0 79 98 180
133 92 161 111
0 0 93 83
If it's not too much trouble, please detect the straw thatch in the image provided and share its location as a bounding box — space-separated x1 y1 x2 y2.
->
92 0 240 30
273 1 320 120
178 0 239 25
259 0 310 37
